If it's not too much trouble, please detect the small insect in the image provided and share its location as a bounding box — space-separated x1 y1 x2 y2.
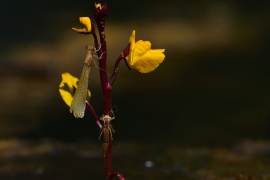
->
99 113 115 159
99 114 115 140
70 45 96 118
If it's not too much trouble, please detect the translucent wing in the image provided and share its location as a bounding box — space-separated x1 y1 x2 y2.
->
69 46 94 118
70 64 90 118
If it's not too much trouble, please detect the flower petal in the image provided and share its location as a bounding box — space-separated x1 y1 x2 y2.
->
132 41 165 73
59 72 91 107
72 17 91 33
126 30 165 73
127 30 136 63
59 73 78 107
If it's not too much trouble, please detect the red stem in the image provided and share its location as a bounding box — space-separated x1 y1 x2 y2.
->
94 7 113 179
107 172 125 180
91 3 126 179
86 101 102 130
109 56 129 86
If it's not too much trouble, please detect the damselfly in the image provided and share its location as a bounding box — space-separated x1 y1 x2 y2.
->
70 45 96 118
99 114 115 159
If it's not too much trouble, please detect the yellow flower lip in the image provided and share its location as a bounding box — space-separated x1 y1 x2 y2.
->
126 30 165 73
72 17 91 34
59 72 91 107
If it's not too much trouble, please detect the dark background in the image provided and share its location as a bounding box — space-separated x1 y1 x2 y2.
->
0 0 269 147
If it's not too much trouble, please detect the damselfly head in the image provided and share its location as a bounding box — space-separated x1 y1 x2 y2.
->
100 114 115 123
103 115 111 121
86 45 94 51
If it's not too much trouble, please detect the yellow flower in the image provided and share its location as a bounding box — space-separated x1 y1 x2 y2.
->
59 73 91 107
72 17 91 33
126 30 165 73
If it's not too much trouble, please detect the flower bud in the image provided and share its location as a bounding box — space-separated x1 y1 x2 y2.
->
94 3 109 18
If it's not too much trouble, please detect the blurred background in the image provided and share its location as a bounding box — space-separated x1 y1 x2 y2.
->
0 0 270 179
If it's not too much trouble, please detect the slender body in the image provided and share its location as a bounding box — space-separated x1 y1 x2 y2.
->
103 125 111 162
70 46 95 118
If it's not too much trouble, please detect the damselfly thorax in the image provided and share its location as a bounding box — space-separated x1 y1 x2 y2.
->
99 114 115 140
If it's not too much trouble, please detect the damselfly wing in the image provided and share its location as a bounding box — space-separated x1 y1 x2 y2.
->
70 46 94 118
